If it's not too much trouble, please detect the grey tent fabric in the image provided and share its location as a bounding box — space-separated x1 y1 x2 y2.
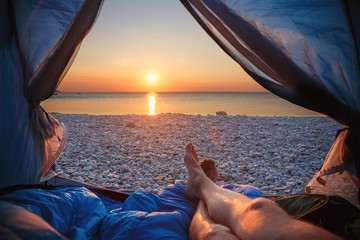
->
0 0 103 188
181 0 360 193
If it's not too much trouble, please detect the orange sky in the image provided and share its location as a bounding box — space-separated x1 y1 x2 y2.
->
58 0 266 93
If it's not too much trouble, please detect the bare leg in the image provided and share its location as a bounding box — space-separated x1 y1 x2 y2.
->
184 143 342 240
189 158 239 240
190 200 239 240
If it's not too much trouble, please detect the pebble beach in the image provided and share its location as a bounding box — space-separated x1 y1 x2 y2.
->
53 113 341 196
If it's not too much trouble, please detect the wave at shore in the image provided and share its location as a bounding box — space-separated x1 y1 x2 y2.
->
53 113 341 195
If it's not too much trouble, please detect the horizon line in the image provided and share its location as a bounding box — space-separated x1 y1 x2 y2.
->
56 91 269 93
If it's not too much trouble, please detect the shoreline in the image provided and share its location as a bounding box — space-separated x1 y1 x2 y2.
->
53 113 341 195
43 92 324 116
49 112 324 117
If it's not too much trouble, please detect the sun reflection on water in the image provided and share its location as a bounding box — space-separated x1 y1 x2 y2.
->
147 92 157 115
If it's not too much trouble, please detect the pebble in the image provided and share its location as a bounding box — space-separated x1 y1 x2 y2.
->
53 113 341 195
83 166 92 171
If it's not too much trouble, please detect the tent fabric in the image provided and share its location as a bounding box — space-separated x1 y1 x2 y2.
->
180 0 360 126
0 0 103 188
306 129 360 207
0 184 262 239
181 0 360 192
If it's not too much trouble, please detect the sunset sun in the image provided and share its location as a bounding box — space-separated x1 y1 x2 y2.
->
146 73 158 84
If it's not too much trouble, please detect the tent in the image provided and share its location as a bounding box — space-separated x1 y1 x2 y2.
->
180 0 360 206
0 0 359 238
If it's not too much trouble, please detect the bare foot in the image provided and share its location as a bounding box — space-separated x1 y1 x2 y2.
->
184 143 207 200
200 159 218 183
184 142 201 169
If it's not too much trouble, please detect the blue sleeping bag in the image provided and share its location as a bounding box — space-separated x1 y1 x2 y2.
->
0 184 261 239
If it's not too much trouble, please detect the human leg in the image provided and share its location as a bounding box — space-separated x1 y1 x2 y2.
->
189 200 239 240
189 158 239 240
184 143 342 240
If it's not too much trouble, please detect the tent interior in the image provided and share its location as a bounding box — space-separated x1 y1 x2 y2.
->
0 0 359 239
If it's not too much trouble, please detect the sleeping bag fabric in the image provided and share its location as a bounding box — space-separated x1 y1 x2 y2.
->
0 184 261 239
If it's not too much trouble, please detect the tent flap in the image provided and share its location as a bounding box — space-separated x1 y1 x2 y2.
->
181 0 360 127
181 0 360 198
0 0 103 187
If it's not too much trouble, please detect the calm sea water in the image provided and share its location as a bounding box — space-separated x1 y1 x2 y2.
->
42 92 323 116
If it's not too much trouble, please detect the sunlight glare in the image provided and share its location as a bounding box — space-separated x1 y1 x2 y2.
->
147 92 157 115
146 73 158 84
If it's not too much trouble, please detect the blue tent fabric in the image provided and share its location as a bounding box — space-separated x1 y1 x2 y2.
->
0 0 103 188
0 184 261 239
0 0 40 187
181 0 360 127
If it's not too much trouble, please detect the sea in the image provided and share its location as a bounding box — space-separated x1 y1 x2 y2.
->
42 92 323 116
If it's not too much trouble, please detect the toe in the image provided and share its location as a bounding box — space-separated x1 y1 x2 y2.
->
185 142 194 152
185 142 200 163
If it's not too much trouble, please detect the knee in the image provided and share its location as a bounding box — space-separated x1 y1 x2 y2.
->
245 198 283 215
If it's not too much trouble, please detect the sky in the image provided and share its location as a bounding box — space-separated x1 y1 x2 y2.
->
58 0 265 92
